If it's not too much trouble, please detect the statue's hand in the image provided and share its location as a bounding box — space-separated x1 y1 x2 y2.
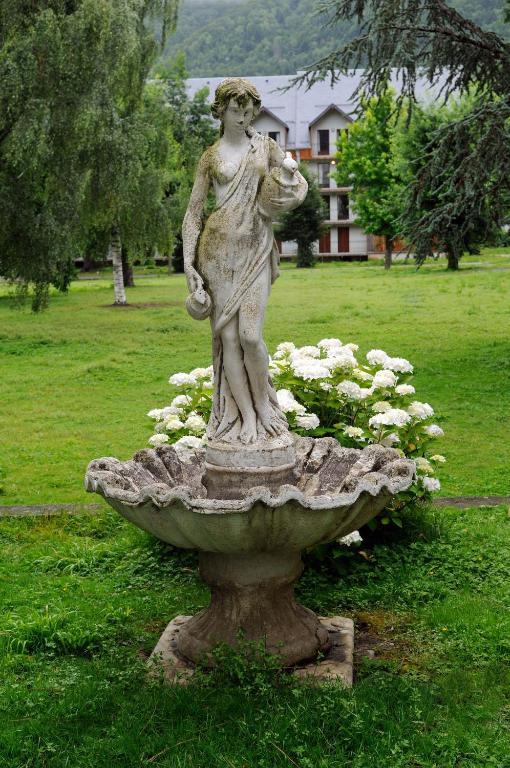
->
186 267 204 296
282 151 298 176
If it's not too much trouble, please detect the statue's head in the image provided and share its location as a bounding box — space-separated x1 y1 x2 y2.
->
211 78 262 134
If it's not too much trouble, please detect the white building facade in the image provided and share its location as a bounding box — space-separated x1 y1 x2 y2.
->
186 71 373 260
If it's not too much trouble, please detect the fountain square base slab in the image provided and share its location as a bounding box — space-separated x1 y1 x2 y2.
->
148 615 354 686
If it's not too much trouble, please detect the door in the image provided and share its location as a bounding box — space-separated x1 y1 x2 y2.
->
319 230 331 253
338 227 350 253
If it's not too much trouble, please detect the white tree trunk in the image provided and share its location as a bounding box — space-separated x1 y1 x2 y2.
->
110 228 127 305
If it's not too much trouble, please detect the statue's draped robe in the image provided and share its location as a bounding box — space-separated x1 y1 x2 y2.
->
197 131 307 442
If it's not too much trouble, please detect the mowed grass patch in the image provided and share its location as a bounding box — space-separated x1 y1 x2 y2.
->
0 504 509 767
1 258 509 504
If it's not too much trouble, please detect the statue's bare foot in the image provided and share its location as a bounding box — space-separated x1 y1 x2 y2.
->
258 407 280 438
240 415 257 444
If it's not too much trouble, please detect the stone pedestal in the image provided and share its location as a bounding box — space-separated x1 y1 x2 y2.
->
176 550 330 667
148 615 354 686
204 434 296 499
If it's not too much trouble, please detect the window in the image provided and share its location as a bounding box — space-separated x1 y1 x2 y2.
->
317 129 330 155
321 195 330 219
337 194 349 220
268 130 280 144
318 163 330 187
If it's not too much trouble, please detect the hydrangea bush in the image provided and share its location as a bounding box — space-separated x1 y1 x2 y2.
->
147 340 445 530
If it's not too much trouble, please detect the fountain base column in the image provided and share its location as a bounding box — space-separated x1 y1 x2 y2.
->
176 550 331 667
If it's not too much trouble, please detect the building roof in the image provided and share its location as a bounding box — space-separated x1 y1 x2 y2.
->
256 106 289 130
186 70 442 149
308 103 354 128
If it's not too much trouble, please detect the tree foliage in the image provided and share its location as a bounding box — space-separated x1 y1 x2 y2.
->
298 0 510 271
154 54 217 272
158 0 509 77
335 90 402 269
277 165 327 268
0 0 178 309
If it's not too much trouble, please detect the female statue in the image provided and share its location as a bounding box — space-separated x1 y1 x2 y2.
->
183 78 307 446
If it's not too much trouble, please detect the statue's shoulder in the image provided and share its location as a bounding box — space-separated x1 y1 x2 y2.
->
198 141 220 172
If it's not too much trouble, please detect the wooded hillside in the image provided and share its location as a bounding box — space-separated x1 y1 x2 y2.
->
159 0 508 77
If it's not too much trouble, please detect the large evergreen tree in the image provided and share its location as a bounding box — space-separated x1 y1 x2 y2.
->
0 0 178 309
335 90 402 269
298 0 510 271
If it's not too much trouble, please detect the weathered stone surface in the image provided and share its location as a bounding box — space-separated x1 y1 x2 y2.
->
148 615 354 686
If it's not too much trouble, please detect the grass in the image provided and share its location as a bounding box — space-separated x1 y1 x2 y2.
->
0 504 509 767
1 253 510 766
1 254 509 504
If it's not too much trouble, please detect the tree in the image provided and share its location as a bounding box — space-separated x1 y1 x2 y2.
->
396 99 503 269
0 0 178 309
154 54 217 273
335 90 402 269
277 164 327 268
297 0 510 271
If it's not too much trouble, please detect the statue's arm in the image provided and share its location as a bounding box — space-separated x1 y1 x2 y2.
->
268 138 299 182
182 151 210 293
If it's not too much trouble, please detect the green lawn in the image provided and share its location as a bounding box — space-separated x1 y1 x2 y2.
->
1 257 510 766
0 504 509 767
1 257 509 504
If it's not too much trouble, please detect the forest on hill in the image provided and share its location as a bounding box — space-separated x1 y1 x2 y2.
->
159 0 509 77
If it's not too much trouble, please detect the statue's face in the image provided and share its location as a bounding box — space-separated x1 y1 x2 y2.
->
223 98 254 133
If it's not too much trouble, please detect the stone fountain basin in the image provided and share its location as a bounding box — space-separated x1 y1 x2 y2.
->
85 437 415 553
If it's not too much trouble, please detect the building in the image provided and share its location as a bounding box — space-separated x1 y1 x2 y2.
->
186 71 377 261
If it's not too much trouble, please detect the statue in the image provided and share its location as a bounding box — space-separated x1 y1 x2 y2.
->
182 78 307 448
85 77 415 680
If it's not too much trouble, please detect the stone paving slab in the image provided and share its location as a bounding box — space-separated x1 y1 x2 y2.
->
0 503 103 518
148 615 354 686
2 496 510 518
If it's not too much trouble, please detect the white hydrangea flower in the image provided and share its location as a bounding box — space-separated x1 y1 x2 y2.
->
317 338 343 351
296 413 320 430
339 530 362 546
323 352 357 371
385 357 413 373
366 349 390 366
343 426 364 439
372 401 392 413
415 457 433 474
190 367 211 380
148 433 169 447
164 415 184 431
372 369 397 389
430 454 446 463
171 395 192 408
276 389 306 415
380 432 400 447
169 372 197 387
408 401 434 420
352 368 373 382
320 382 333 391
184 412 207 433
154 421 167 433
395 384 416 396
297 345 321 358
336 380 365 400
276 341 296 355
147 408 163 420
421 476 441 492
369 409 411 428
291 359 331 380
344 342 359 352
424 424 444 437
174 435 204 451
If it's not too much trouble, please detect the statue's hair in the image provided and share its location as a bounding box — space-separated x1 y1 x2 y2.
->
211 78 262 123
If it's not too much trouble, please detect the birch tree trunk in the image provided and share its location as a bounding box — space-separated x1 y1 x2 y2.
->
110 227 127 305
384 236 393 270
121 245 135 287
